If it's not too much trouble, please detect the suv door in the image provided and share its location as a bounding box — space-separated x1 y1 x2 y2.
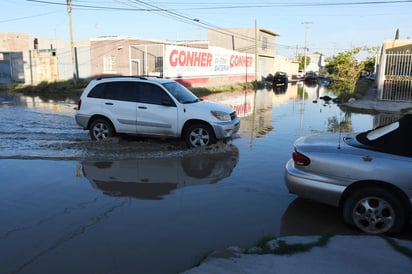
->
95 81 138 134
135 83 179 137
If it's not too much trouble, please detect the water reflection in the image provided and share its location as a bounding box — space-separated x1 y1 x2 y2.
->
272 84 288 95
281 198 412 240
280 198 356 236
0 93 77 115
81 146 239 200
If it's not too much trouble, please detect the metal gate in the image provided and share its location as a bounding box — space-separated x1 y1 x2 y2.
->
380 51 412 101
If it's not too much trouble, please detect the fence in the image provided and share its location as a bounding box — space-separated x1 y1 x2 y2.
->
380 51 412 101
129 44 164 77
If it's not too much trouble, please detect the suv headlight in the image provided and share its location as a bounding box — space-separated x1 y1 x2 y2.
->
211 111 231 121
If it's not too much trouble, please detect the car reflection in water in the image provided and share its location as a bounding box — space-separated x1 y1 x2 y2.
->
273 84 288 95
81 146 239 200
280 198 356 237
280 197 412 240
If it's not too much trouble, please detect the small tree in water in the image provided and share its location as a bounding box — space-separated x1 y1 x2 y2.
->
325 48 364 101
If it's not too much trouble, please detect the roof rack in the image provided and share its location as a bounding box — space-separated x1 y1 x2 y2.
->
95 75 149 80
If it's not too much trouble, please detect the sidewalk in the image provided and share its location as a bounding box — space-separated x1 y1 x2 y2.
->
182 235 412 274
341 88 412 113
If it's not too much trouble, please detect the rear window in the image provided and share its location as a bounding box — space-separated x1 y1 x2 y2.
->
87 82 138 102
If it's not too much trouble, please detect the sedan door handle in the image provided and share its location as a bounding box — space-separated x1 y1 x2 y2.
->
138 106 147 109
105 102 114 105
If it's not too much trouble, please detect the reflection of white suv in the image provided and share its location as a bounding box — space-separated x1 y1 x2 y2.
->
82 147 239 199
75 76 240 147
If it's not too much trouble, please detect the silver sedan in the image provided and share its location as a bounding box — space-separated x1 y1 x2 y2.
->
285 114 412 234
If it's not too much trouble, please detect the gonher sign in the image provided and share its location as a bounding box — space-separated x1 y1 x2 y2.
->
164 45 254 78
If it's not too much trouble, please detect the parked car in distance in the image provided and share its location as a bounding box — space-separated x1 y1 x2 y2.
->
366 74 376 81
304 71 318 83
75 76 240 148
285 114 412 234
272 71 288 86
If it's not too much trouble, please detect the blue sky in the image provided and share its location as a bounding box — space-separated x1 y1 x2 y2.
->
2 0 411 60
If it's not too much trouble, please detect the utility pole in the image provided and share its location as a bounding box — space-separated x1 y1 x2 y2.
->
302 21 312 73
254 19 258 81
67 0 77 83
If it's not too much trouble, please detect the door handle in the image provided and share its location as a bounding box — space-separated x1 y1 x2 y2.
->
138 106 147 109
105 102 114 105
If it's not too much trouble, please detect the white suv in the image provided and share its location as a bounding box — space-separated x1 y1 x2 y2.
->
75 76 240 147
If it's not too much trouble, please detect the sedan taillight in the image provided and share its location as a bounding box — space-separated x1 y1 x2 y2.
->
292 151 311 166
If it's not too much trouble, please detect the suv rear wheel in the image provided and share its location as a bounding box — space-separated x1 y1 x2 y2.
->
90 118 114 140
184 123 216 148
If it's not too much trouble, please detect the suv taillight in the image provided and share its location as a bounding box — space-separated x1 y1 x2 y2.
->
292 151 310 166
77 99 81 110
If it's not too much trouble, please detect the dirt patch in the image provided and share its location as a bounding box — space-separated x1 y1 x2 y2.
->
57 135 238 160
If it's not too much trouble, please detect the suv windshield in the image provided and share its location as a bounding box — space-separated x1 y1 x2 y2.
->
162 82 200 104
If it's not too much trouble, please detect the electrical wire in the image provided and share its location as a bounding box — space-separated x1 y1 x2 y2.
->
14 0 412 53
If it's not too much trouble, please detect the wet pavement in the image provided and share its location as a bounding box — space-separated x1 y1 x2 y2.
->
0 84 411 274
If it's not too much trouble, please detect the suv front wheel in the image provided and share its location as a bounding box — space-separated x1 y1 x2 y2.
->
90 118 114 140
184 123 216 148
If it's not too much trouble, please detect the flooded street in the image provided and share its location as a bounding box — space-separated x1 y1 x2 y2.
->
0 84 410 274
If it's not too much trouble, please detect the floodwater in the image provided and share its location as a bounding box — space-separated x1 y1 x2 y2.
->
0 83 409 274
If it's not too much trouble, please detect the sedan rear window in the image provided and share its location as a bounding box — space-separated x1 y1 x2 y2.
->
366 121 399 141
356 114 412 157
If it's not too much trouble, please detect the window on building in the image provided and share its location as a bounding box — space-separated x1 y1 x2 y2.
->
262 37 268 50
103 55 116 73
155 57 163 73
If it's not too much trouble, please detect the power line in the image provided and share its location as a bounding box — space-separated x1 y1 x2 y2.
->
24 0 412 10
16 0 410 54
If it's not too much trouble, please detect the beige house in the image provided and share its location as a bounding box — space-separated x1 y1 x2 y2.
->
0 32 90 84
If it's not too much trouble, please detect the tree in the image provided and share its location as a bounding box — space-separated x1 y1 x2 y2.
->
325 48 364 98
362 56 375 73
395 28 400 40
299 56 310 71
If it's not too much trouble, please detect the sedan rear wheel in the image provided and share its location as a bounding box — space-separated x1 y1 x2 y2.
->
89 118 114 140
343 186 407 234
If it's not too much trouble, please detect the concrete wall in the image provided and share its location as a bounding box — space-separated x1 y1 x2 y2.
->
0 32 89 84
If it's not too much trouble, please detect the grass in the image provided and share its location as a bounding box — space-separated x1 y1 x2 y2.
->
1 79 87 101
1 79 257 100
189 233 412 271
250 234 333 255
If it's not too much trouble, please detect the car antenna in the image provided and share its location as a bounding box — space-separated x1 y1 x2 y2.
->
338 111 342 150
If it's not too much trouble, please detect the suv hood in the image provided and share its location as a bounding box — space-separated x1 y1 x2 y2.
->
186 100 234 113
